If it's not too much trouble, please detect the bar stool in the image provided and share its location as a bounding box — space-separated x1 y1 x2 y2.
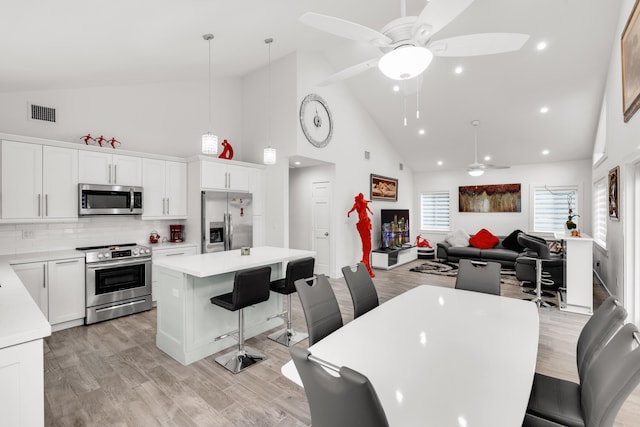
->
516 233 557 308
210 265 271 374
267 257 315 346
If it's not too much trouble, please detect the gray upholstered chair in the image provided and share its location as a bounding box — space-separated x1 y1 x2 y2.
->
267 257 315 346
210 265 271 373
342 263 379 318
525 323 640 427
516 233 557 307
289 346 389 427
576 296 627 381
454 259 501 296
294 274 343 346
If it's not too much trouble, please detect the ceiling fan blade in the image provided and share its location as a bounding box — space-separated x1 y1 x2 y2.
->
430 33 530 57
485 164 510 169
317 57 381 86
299 12 392 47
412 0 475 39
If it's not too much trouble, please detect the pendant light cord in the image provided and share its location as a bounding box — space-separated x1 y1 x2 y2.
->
209 37 212 131
266 38 272 145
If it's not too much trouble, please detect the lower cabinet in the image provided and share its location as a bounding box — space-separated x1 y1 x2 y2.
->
12 257 85 330
151 245 197 302
371 246 418 270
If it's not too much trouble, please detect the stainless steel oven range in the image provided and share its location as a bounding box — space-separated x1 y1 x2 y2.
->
76 243 152 324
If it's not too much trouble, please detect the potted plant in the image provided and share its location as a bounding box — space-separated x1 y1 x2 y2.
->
565 194 579 230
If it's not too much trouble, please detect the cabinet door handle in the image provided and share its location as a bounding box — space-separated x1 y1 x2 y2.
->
37 194 41 217
54 259 80 265
114 165 117 184
167 198 170 215
166 252 184 256
162 198 165 215
43 264 46 288
45 194 48 217
108 164 112 183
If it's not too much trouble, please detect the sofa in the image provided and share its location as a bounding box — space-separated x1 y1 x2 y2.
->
436 229 522 269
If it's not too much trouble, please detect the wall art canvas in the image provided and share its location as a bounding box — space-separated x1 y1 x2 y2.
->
622 0 640 122
370 174 398 201
459 183 521 213
608 166 620 220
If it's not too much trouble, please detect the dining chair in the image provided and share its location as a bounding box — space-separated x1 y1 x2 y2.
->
454 259 501 296
525 323 640 427
289 346 389 427
294 274 343 346
576 295 627 381
342 263 379 318
267 256 315 346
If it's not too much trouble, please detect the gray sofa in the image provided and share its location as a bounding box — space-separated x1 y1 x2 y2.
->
436 236 520 268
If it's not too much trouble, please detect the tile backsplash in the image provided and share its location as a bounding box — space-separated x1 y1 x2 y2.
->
0 217 187 255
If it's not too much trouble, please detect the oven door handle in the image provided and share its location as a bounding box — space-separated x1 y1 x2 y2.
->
86 258 151 270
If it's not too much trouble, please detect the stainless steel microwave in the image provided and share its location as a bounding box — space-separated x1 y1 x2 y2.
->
79 184 143 215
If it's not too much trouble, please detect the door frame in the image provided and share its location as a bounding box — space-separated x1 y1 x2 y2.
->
311 180 333 277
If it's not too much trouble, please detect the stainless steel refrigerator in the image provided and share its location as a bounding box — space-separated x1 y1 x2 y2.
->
201 191 253 253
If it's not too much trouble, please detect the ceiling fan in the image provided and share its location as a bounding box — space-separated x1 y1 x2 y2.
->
467 120 509 176
299 0 530 86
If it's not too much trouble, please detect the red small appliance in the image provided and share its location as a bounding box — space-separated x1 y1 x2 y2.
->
169 225 183 243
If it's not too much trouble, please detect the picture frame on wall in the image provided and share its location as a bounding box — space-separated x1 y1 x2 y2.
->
608 166 620 220
370 174 398 201
622 0 640 122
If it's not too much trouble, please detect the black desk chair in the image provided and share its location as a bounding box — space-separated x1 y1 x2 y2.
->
290 346 389 427
342 263 379 318
294 274 343 346
210 265 271 373
267 257 315 346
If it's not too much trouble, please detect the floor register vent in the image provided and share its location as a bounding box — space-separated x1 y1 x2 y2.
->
30 104 56 123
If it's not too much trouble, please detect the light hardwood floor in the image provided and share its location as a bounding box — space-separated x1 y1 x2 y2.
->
44 260 640 426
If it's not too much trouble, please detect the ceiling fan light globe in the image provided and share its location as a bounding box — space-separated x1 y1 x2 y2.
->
378 46 433 80
468 169 484 177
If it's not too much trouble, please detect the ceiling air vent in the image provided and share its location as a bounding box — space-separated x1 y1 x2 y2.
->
29 104 56 123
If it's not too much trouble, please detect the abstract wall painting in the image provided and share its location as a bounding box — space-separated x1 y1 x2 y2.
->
459 183 521 213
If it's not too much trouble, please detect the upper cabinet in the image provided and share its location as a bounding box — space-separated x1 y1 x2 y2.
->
1 141 78 220
142 159 187 219
78 151 142 186
201 161 251 192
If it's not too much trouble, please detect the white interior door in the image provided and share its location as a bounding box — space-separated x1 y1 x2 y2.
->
312 181 331 276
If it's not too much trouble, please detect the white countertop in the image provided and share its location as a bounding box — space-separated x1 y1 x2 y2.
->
282 285 539 426
1 249 84 265
554 232 593 241
153 246 315 278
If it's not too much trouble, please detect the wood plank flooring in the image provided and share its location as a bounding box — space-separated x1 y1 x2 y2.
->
44 260 640 426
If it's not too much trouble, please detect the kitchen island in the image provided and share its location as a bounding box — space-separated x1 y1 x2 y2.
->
153 246 315 365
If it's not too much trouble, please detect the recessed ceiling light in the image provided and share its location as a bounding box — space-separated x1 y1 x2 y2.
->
393 85 400 92
484 155 491 161
437 160 443 166
454 66 463 74
540 106 549 114
536 41 547 50
542 149 550 155
418 129 425 135
294 161 301 165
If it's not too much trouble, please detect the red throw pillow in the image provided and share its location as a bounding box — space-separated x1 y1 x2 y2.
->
469 228 499 249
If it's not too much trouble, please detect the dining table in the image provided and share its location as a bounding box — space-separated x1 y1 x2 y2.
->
281 284 540 426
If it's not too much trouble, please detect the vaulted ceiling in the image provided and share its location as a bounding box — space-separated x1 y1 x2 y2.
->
0 0 620 173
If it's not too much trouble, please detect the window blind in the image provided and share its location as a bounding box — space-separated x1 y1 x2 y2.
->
593 179 607 247
420 191 450 231
533 185 579 232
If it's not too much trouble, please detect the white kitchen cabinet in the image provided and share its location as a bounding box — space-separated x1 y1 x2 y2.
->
142 159 187 219
12 258 85 328
47 258 85 325
151 244 197 302
79 151 142 186
1 141 78 220
201 161 250 192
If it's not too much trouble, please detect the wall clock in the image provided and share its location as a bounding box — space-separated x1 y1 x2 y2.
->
300 93 333 148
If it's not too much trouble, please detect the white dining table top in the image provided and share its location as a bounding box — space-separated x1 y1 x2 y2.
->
282 285 539 427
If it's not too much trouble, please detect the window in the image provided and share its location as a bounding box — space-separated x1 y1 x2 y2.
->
533 185 579 233
420 191 450 231
593 178 607 248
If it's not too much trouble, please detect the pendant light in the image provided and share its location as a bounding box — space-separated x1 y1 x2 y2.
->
202 34 218 155
263 38 276 165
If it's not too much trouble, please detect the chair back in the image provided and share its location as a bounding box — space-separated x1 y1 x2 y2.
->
342 263 379 318
232 266 272 310
517 233 551 259
455 259 501 296
581 323 640 427
289 346 389 427
283 257 315 293
577 296 627 381
294 274 343 346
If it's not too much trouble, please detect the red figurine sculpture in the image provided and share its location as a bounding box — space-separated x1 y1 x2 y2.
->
218 139 234 160
348 192 375 277
95 135 106 147
108 138 121 149
81 134 95 145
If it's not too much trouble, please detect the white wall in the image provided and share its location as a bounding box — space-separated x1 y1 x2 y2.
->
592 0 640 307
0 78 244 159
414 159 592 243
